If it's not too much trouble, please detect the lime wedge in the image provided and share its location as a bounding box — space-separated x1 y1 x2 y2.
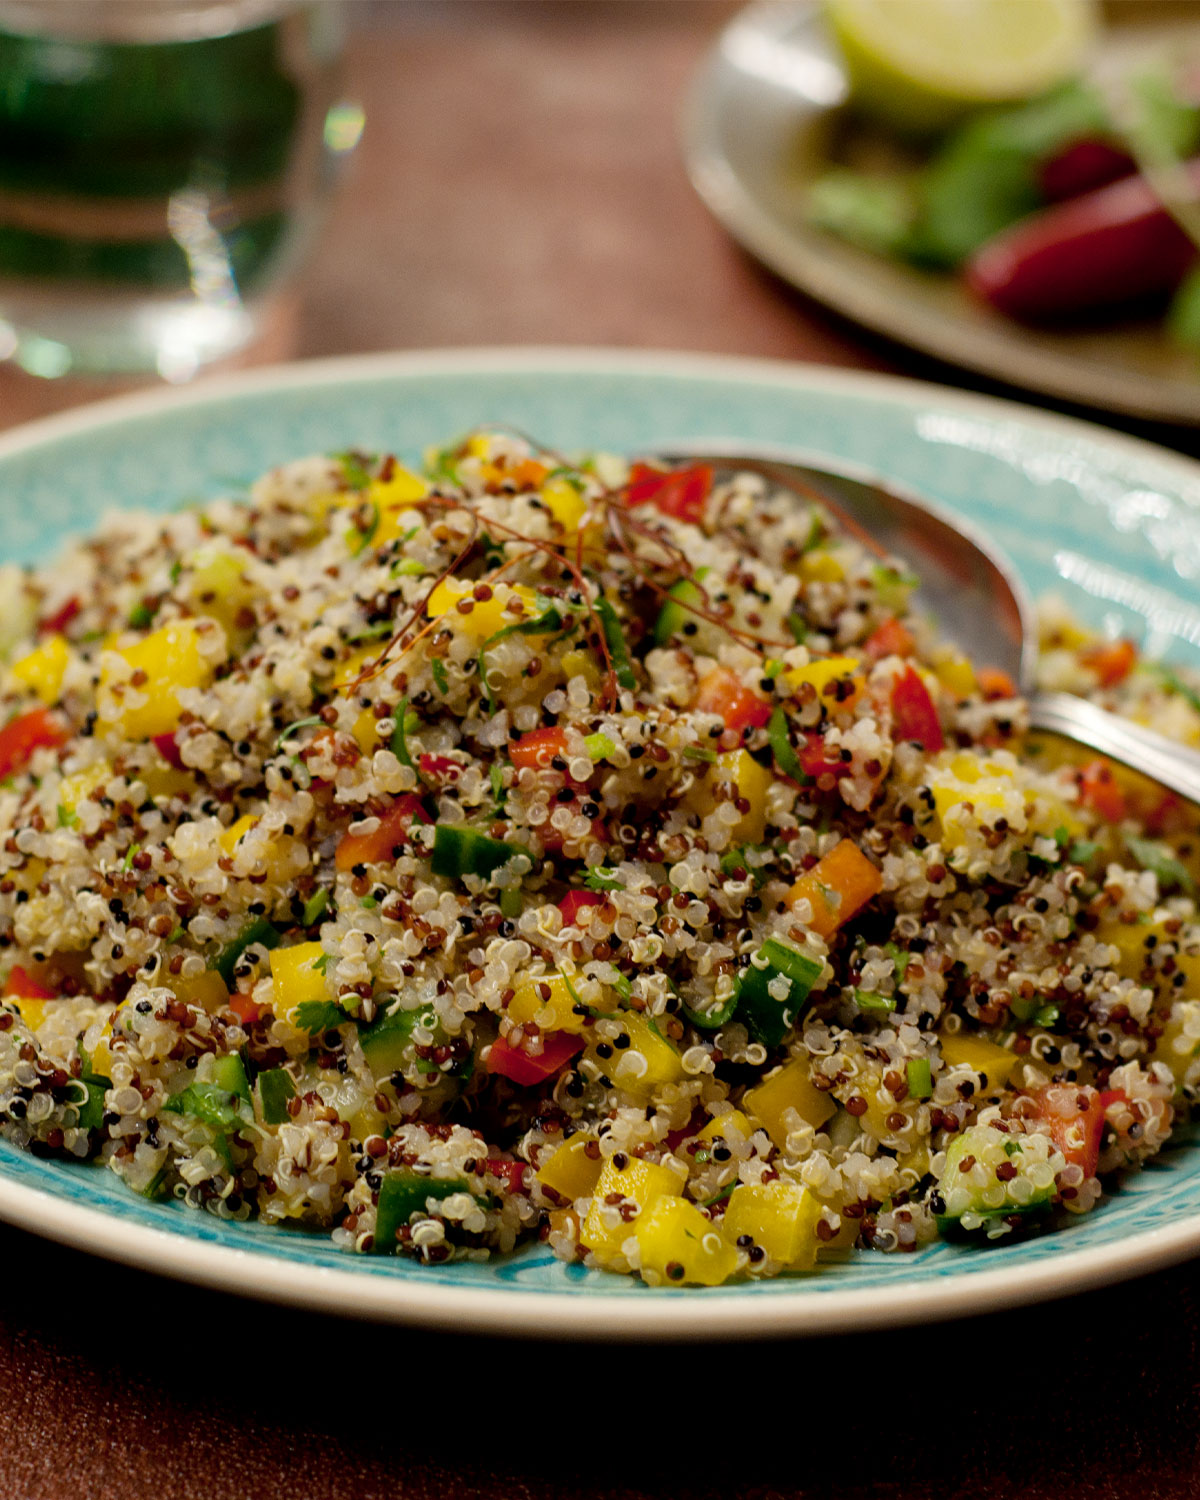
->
825 0 1100 134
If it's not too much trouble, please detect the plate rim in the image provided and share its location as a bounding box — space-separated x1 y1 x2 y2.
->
2 342 1200 1337
679 0 1200 427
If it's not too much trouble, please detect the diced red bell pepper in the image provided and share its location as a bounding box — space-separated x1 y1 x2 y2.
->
486 1031 584 1086
0 707 68 780
4 965 55 1000
1029 1084 1106 1178
1079 638 1136 688
335 793 430 871
228 992 265 1026
890 666 944 752
485 1158 528 1193
798 732 850 780
1078 758 1125 823
693 667 772 734
418 753 462 783
559 888 605 927
863 617 915 660
153 731 186 770
625 462 713 524
39 597 80 636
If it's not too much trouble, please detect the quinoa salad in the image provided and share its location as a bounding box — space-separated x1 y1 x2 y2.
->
1 431 1199 1289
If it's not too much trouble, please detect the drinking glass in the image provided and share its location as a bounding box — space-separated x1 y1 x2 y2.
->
0 0 360 380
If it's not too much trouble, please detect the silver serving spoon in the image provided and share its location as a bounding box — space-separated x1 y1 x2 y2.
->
663 442 1200 805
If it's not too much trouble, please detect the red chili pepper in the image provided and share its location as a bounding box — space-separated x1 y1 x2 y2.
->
693 667 772 734
1029 1084 1106 1178
0 707 69 780
228 992 265 1026
1078 758 1125 823
890 667 944 752
1039 138 1135 202
863 617 915 660
39 597 81 636
559 888 605 927
4 965 54 1000
153 731 187 770
486 1031 584 1086
799 732 850 780
625 461 713 524
485 1158 528 1193
967 159 1200 320
335 793 430 871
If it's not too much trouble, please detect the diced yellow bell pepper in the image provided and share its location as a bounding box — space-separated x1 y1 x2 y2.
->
10 633 70 705
694 749 773 844
370 467 428 507
351 707 382 754
1175 947 1200 997
784 655 861 700
426 579 548 641
348 1097 389 1143
331 643 379 692
7 995 49 1031
605 1012 686 1096
220 814 258 857
579 1154 684 1263
1096 916 1165 982
722 1180 821 1269
58 763 110 817
167 969 229 1013
541 476 589 535
97 620 217 740
185 548 259 646
90 1019 115 1077
466 434 493 461
697 1108 752 1144
745 1056 835 1149
931 649 977 700
536 1135 603 1201
560 648 602 688
939 1032 1018 1088
269 942 329 1019
634 1195 740 1286
931 783 1013 850
1155 1001 1200 1086
508 972 612 1035
799 551 844 583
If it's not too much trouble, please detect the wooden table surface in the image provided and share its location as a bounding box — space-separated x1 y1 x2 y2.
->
1 5 1199 1497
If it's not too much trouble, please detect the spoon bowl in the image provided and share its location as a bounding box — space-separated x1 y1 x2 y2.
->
662 441 1200 805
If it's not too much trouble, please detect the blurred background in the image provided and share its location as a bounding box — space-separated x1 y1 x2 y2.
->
1 0 1194 454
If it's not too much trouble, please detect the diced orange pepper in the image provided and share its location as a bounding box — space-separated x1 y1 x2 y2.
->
1080 638 1136 688
977 667 1018 700
863 617 915 660
786 839 883 939
693 667 772 733
510 727 571 771
1078 758 1125 823
335 794 430 871
510 458 550 489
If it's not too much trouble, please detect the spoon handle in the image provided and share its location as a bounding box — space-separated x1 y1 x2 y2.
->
1028 690 1200 806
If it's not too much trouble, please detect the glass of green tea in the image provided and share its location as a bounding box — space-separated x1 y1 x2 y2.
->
0 0 359 380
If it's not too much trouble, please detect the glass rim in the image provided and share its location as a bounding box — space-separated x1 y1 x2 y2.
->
0 0 318 44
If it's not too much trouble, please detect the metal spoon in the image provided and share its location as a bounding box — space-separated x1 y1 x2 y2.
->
663 442 1200 805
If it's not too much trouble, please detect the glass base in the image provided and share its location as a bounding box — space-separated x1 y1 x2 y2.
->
0 288 269 382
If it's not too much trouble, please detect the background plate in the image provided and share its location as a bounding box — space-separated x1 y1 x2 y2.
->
1 346 1200 1339
681 0 1200 426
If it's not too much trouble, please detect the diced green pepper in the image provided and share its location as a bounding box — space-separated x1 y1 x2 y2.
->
162 1081 252 1132
736 938 823 1048
373 1170 471 1253
431 824 528 879
653 573 706 647
211 916 281 988
360 1003 434 1078
906 1057 932 1099
211 1052 251 1107
257 1067 296 1125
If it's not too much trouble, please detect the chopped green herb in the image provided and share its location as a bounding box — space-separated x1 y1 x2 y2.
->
128 600 155 629
583 731 616 761
884 942 910 982
311 951 333 975
1053 824 1071 848
1067 838 1100 866
56 803 77 829
854 990 896 1014
681 744 717 763
584 867 624 892
169 559 183 585
610 972 632 1003
273 716 323 757
390 694 418 771
767 706 808 784
347 619 395 644
302 888 330 927
785 614 808 645
1126 835 1196 896
167 924 185 944
593 596 636 691
430 657 449 696
1156 664 1200 717
348 501 380 555
335 450 374 490
293 999 346 1034
906 1057 932 1099
763 659 785 680
545 466 585 491
122 842 141 873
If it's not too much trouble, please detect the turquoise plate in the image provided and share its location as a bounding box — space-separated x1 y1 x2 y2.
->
2 348 1200 1339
